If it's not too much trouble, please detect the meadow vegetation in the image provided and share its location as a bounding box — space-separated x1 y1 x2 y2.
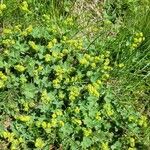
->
0 0 150 149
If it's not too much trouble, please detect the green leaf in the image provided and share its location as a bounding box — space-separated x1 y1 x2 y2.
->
81 137 92 149
21 83 37 99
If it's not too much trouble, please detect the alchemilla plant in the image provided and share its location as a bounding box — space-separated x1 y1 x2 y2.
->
0 21 148 150
0 0 149 150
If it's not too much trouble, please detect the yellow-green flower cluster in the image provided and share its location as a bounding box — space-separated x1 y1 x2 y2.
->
74 107 80 114
83 128 92 137
129 137 135 148
22 101 35 111
2 39 15 47
87 83 100 97
69 86 80 101
128 114 147 127
20 1 31 13
23 102 29 111
14 25 22 33
14 64 26 72
21 25 33 36
0 71 7 88
28 41 38 51
53 78 61 88
17 115 31 122
138 115 147 127
2 131 24 150
70 75 80 83
50 110 63 127
2 131 15 142
72 117 82 125
41 89 51 103
131 32 145 49
35 138 45 149
3 28 12 35
42 14 50 23
52 66 66 88
0 3 6 15
45 54 51 62
118 63 125 68
47 38 57 49
103 103 114 116
128 115 137 122
79 54 96 66
101 142 110 150
52 51 64 59
58 91 65 99
95 112 101 120
103 58 112 71
0 71 7 81
54 65 64 76
33 65 43 76
65 38 83 50
64 17 74 26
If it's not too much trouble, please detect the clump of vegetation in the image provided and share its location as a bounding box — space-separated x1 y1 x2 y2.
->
0 0 149 149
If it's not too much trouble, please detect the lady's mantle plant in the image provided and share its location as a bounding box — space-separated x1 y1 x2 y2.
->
0 19 148 150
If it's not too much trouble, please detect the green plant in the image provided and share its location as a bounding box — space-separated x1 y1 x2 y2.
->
0 0 150 150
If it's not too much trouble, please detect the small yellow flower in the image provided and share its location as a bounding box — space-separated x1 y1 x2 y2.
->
20 1 31 13
139 32 143 37
18 137 24 143
83 128 92 137
72 118 82 125
2 131 9 138
14 25 22 32
42 121 47 129
35 138 45 148
0 4 6 10
28 41 38 51
18 115 31 122
132 43 137 48
91 63 96 68
47 41 53 49
133 38 138 43
97 80 102 85
138 115 147 127
101 142 110 150
45 54 51 62
74 107 80 113
52 113 57 118
118 63 124 68
69 95 75 101
130 137 135 147
128 115 136 122
58 91 65 99
51 119 57 127
14 65 26 72
0 71 7 81
56 110 63 116
47 123 51 128
52 38 57 44
26 25 33 33
3 28 12 34
59 121 64 127
138 37 142 43
95 112 101 120
104 103 114 116
79 58 88 65
21 31 28 36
